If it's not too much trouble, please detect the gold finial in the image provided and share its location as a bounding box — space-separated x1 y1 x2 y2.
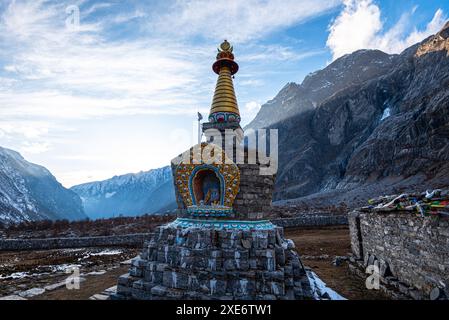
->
219 40 233 53
209 39 240 123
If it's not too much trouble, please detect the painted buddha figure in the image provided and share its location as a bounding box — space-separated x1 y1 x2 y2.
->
192 169 222 206
173 142 240 218
202 176 220 205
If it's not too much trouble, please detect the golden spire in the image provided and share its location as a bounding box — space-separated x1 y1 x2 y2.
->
208 40 241 124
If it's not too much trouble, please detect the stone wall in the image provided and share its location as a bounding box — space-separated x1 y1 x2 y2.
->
349 210 449 299
233 163 275 219
271 215 348 228
0 233 152 251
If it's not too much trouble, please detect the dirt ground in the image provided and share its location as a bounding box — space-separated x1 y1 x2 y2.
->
1 226 389 300
285 226 389 300
0 247 140 299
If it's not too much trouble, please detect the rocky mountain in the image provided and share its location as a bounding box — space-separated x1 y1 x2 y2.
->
71 166 176 219
0 146 86 224
246 49 397 129
249 22 449 208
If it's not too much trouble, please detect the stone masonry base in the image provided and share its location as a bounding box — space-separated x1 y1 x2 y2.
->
113 223 313 300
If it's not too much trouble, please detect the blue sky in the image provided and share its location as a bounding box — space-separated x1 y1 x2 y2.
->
0 0 448 187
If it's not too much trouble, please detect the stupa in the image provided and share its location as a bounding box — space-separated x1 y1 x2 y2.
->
114 41 313 300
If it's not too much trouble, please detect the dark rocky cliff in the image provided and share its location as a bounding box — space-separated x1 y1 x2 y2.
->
246 49 397 130
248 23 449 208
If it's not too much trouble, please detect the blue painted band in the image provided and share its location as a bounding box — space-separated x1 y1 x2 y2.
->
167 218 276 230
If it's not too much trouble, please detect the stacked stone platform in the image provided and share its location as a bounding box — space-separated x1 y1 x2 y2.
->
114 223 312 300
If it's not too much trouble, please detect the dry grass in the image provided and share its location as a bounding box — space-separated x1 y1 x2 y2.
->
0 214 175 239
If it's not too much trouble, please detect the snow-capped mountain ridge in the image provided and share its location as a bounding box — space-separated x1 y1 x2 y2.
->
72 166 172 195
71 166 176 218
246 49 396 130
0 146 86 224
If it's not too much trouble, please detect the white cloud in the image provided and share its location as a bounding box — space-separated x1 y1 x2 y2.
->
0 119 72 159
0 0 340 186
0 1 212 121
240 79 264 87
327 0 447 60
20 142 51 154
110 9 146 24
327 0 382 59
404 9 446 46
0 0 334 123
245 101 261 113
239 45 325 62
241 101 261 126
0 121 50 139
0 0 331 125
56 169 120 187
155 0 341 43
84 2 114 16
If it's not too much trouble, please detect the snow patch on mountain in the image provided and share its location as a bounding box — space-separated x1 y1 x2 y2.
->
71 166 176 218
0 146 86 224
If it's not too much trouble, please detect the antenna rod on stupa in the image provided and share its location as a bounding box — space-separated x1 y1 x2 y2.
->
197 111 203 144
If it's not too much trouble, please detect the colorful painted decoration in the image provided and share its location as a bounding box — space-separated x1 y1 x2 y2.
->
175 143 240 216
187 206 233 217
168 218 276 230
208 112 241 123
